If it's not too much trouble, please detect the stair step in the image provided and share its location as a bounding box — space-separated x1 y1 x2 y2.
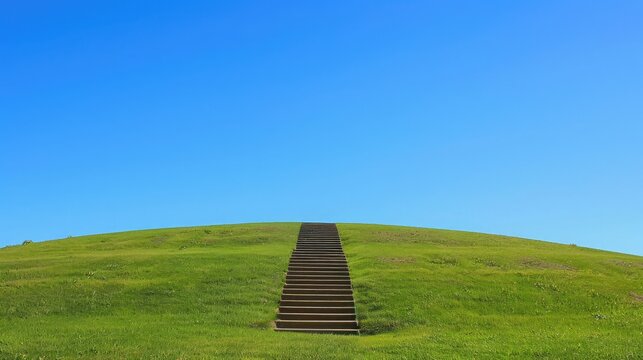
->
297 241 341 243
297 245 341 247
290 255 346 260
286 278 352 283
278 313 356 320
275 320 358 329
289 264 348 268
285 284 352 289
298 240 341 241
280 300 354 307
293 250 344 252
287 276 351 281
296 246 342 249
278 306 355 313
289 263 348 267
286 279 351 284
288 270 349 275
289 267 348 271
293 250 344 253
290 258 347 262
297 242 341 244
287 274 350 278
275 328 359 335
297 240 340 242
281 294 354 301
298 237 340 239
288 267 349 272
292 252 345 255
290 260 346 263
298 240 341 242
296 249 342 251
284 288 353 294
291 255 346 258
297 239 341 241
296 244 342 246
291 255 344 258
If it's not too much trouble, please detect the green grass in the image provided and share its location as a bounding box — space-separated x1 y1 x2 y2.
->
1 223 641 359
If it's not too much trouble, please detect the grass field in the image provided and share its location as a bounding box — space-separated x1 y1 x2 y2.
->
1 223 641 359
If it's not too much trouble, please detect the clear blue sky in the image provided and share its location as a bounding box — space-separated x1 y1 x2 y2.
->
1 1 642 255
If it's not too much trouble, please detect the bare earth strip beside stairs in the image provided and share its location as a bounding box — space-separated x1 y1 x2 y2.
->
275 223 360 334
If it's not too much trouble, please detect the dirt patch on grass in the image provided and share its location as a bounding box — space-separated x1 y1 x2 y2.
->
428 256 458 266
253 225 281 232
520 258 574 271
370 231 449 245
372 231 418 240
378 256 416 264
630 292 643 303
474 257 501 268
150 235 169 246
611 260 643 268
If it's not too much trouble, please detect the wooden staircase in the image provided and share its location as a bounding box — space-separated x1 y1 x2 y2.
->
275 223 359 334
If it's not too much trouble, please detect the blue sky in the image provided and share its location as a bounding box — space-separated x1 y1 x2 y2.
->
1 1 642 255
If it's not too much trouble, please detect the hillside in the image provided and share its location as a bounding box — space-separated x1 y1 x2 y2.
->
1 223 641 359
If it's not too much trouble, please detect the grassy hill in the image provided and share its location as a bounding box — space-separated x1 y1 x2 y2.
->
1 223 641 359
